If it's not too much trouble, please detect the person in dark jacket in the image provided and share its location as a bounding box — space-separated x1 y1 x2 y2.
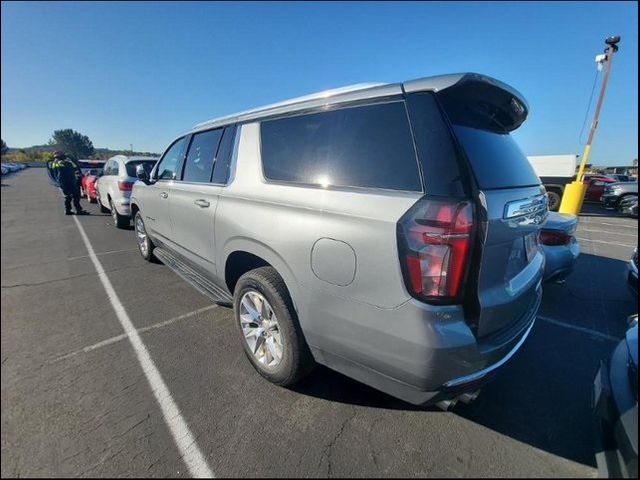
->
46 151 88 215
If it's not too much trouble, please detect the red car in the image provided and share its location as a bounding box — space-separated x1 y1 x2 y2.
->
80 168 102 203
583 175 616 202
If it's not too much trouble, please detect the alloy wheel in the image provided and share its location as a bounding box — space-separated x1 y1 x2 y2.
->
135 215 149 257
110 200 117 224
239 290 283 367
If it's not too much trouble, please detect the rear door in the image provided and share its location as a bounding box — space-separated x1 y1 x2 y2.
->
169 125 236 273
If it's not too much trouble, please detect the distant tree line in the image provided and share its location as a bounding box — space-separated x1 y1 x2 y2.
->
1 129 159 163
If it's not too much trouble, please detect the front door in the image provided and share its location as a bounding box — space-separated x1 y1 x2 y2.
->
168 128 225 272
144 136 188 243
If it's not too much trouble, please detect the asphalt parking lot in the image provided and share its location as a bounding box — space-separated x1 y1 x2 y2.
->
1 168 637 477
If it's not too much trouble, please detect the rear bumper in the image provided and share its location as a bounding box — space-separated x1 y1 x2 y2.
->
111 193 132 217
306 280 542 407
541 238 580 282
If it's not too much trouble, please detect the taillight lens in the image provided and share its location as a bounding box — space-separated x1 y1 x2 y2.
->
118 181 134 191
397 199 473 301
538 229 572 246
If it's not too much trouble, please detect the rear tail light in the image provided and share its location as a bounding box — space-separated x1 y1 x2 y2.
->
538 229 572 246
118 181 134 191
397 199 474 301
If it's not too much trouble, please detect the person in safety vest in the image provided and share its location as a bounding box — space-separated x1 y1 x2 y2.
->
46 151 88 215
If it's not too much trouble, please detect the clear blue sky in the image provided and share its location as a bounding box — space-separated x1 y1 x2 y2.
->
1 1 637 165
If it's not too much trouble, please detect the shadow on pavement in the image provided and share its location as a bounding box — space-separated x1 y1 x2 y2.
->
579 201 630 218
291 248 637 467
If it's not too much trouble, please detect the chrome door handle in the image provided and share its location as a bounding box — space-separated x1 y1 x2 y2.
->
159 192 168 199
194 199 210 208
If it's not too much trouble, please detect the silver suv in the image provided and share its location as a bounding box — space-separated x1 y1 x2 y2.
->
131 73 547 407
601 181 638 211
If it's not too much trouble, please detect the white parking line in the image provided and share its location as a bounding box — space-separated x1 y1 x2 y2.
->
53 305 218 362
67 248 137 261
72 216 215 478
537 315 619 342
579 228 638 237
592 221 638 229
576 237 636 248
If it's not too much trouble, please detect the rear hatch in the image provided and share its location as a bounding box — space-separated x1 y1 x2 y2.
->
441 76 545 338
404 74 546 339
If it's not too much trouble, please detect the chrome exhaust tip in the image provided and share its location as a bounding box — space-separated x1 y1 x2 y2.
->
436 398 458 411
458 390 481 405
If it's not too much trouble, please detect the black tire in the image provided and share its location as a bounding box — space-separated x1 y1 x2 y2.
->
110 198 129 229
234 266 314 386
134 212 157 262
99 195 109 213
547 190 561 212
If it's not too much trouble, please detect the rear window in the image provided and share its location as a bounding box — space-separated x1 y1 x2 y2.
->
126 160 156 177
260 101 422 191
452 126 540 190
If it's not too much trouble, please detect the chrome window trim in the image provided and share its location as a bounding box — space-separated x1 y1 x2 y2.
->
170 125 240 188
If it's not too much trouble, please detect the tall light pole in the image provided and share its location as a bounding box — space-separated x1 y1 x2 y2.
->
559 35 621 215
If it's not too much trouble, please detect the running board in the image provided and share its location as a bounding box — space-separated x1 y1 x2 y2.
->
154 247 233 305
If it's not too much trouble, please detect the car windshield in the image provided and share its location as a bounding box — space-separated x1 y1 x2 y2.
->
125 160 156 177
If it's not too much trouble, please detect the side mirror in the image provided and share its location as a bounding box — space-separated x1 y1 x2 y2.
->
136 163 151 185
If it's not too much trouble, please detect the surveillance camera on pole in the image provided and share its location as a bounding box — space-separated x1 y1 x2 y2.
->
559 35 621 215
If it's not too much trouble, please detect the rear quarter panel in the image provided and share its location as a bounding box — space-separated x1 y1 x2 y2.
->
215 122 420 318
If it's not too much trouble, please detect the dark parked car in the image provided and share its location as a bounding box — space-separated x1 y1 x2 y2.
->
607 174 634 183
77 159 106 176
593 316 638 478
619 196 638 218
602 182 638 211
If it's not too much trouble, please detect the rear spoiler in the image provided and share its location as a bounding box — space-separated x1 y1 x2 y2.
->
404 73 529 133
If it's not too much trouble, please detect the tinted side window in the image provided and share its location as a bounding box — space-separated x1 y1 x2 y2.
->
405 93 468 197
112 161 120 176
182 129 223 183
260 102 421 191
156 138 187 180
212 125 237 184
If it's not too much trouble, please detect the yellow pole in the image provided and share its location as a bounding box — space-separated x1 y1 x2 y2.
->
559 36 619 214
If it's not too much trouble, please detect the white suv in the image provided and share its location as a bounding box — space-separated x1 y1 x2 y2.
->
96 155 158 228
